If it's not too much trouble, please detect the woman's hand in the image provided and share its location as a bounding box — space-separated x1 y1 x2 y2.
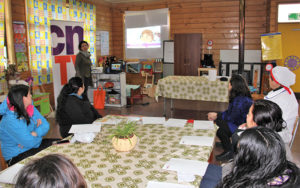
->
239 123 247 129
31 131 37 137
36 119 42 127
207 112 217 121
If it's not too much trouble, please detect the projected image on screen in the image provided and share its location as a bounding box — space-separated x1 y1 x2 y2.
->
127 26 161 49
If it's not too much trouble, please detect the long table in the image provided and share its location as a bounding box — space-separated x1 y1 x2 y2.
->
0 115 217 188
155 76 229 116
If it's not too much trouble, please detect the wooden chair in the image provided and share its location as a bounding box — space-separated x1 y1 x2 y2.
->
0 143 8 170
289 116 299 148
126 85 143 105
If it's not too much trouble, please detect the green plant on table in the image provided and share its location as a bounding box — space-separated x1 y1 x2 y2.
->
110 121 137 144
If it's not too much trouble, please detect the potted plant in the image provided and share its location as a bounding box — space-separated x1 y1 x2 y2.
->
111 121 138 152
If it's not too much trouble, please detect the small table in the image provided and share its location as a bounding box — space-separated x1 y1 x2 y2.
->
197 68 217 76
155 76 229 117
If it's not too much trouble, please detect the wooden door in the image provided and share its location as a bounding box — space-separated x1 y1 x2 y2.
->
174 34 202 76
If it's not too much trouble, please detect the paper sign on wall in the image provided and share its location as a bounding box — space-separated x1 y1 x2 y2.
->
261 33 283 61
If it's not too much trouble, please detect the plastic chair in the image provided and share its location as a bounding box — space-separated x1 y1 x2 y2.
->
289 116 299 148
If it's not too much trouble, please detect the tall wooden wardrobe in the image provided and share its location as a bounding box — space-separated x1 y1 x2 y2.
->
174 34 202 76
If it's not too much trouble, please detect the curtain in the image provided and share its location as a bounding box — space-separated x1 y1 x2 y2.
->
27 0 96 85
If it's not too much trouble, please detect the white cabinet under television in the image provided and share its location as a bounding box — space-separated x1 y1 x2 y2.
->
88 72 126 107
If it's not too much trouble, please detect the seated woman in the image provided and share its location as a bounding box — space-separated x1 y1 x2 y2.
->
56 77 102 138
218 127 300 188
223 99 293 178
232 99 285 151
207 74 253 161
15 154 86 188
0 85 56 166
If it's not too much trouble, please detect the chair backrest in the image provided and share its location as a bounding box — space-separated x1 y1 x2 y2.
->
0 142 8 171
289 116 299 148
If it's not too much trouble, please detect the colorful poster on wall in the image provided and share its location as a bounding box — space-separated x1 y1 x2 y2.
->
51 20 84 106
0 0 7 93
13 22 29 72
27 0 96 86
261 32 283 61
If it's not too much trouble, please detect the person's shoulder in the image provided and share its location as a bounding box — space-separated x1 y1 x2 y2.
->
234 95 252 101
64 95 79 104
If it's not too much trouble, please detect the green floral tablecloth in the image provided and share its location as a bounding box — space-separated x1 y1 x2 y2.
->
1 115 217 188
155 76 229 102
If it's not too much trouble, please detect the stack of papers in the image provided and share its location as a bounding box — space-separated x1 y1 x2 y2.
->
179 136 214 147
163 158 208 177
68 124 101 134
142 117 165 125
164 119 186 128
147 181 194 188
0 163 24 184
193 120 214 130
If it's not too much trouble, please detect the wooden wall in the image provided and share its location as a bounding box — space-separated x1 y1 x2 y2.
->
111 0 268 67
94 1 113 61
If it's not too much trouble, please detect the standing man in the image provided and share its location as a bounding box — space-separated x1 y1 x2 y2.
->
265 65 298 144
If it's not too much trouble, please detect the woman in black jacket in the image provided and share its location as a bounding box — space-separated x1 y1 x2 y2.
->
56 77 102 138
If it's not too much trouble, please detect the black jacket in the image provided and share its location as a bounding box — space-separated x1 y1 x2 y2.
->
57 95 101 138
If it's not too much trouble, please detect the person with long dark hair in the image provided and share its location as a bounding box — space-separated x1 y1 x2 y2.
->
15 154 87 188
207 74 252 161
56 77 101 138
218 127 300 188
232 99 285 147
223 99 293 178
0 85 57 166
75 40 93 97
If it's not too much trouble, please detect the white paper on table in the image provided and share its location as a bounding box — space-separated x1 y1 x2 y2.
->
208 69 217 81
142 117 165 125
0 163 24 184
146 181 194 188
68 124 101 133
179 136 214 147
101 119 122 125
164 119 186 127
193 120 214 130
127 116 142 122
163 158 208 177
92 121 102 126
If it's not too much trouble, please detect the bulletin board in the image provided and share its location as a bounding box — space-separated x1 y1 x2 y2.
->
163 40 174 64
13 21 29 72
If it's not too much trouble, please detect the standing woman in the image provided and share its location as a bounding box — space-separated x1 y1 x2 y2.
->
56 77 102 138
207 74 252 161
0 85 56 166
75 40 92 97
